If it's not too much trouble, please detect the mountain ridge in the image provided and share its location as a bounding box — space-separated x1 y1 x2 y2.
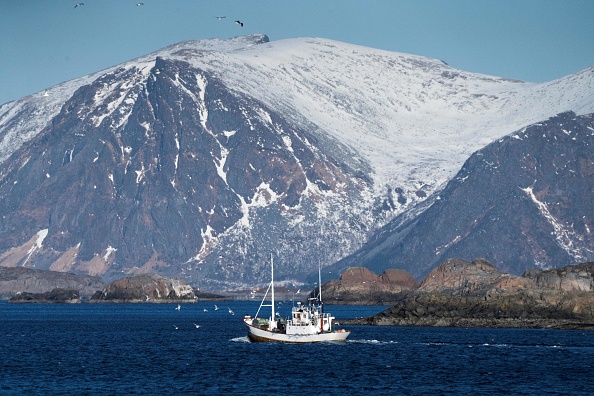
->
0 35 592 289
330 111 594 280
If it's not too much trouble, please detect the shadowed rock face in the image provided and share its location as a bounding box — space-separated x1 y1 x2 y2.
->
89 274 195 302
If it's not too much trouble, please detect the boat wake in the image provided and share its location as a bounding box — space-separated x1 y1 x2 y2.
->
230 336 250 343
347 339 399 345
422 341 570 349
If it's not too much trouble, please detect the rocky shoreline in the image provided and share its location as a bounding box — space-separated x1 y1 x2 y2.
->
343 291 594 330
4 258 594 332
328 259 594 330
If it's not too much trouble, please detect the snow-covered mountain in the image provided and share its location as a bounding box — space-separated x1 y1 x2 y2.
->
0 35 593 289
329 112 594 281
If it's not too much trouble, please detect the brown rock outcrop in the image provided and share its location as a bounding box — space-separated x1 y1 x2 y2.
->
379 269 418 289
89 274 195 303
419 258 533 295
320 266 417 304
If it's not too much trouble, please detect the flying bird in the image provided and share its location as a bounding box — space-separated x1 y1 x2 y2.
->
234 20 243 27
193 323 201 328
214 304 219 311
216 16 226 20
173 325 179 330
74 3 84 8
228 307 235 315
175 304 181 311
137 2 144 5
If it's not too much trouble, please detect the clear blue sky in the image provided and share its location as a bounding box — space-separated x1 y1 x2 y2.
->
1 0 593 105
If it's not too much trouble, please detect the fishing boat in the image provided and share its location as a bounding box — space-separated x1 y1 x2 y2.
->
243 255 350 343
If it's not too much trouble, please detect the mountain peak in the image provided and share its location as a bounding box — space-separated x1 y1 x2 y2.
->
150 34 271 57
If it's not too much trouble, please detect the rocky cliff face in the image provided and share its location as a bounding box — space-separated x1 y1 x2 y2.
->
524 262 594 292
0 266 104 299
89 274 195 302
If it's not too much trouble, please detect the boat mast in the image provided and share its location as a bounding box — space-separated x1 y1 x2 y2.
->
271 253 275 324
319 261 323 333
318 261 322 304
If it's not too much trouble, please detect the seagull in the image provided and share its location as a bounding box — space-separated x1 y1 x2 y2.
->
175 304 181 311
43 90 49 97
216 16 226 20
193 323 201 328
136 2 144 5
234 20 243 27
74 3 84 8
214 304 219 311
173 325 178 330
203 308 208 312
228 307 235 315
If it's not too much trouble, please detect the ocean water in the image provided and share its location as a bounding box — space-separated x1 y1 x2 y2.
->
1 300 594 395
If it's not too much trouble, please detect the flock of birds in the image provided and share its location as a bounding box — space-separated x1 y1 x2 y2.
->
73 3 245 27
171 303 235 330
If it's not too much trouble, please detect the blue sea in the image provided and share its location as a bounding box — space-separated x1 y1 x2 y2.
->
1 301 594 395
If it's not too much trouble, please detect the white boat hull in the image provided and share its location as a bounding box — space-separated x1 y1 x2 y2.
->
245 322 350 343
